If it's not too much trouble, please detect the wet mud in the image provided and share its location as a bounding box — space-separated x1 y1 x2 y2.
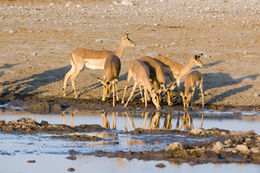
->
1 94 259 114
0 118 259 165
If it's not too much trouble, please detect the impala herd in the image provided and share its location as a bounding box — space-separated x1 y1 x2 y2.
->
63 33 205 111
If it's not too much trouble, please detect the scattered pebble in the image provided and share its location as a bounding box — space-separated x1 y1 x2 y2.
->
121 0 134 6
66 155 77 160
155 163 166 168
67 168 75 172
27 160 36 163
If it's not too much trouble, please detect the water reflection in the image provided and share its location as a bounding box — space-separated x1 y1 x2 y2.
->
61 110 204 132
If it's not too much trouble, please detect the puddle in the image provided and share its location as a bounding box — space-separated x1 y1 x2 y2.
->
0 154 259 173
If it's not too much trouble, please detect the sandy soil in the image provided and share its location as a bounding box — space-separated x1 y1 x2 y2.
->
0 0 259 110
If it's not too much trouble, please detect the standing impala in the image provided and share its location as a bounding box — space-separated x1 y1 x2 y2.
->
97 54 121 107
121 59 161 110
63 33 136 98
155 53 204 96
180 70 204 111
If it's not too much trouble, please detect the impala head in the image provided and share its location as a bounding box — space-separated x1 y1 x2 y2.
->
98 77 118 98
180 91 192 111
150 89 161 110
192 53 204 67
122 33 136 47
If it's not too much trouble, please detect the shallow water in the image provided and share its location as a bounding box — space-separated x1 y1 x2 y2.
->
1 154 259 173
0 109 259 172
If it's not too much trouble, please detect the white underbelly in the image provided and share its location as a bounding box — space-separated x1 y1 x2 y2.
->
85 59 104 70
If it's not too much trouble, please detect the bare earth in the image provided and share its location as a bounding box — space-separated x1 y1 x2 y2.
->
0 0 259 110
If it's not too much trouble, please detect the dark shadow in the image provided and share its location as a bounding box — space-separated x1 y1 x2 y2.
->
0 71 4 78
0 63 20 69
203 73 259 91
4 66 70 96
206 85 252 104
192 60 223 70
80 72 129 95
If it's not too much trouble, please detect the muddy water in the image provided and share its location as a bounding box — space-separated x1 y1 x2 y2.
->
0 110 259 172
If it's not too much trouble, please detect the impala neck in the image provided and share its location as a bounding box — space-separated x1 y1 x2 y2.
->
181 58 194 77
114 39 125 58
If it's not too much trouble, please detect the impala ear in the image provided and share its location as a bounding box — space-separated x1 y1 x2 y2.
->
97 77 105 85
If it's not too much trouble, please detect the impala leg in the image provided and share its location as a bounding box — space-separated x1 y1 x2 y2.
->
138 84 144 102
112 83 115 106
63 66 75 97
121 80 129 104
144 87 148 108
115 82 119 101
70 68 81 98
102 85 106 101
200 80 204 108
124 82 137 107
190 88 195 109
166 89 173 106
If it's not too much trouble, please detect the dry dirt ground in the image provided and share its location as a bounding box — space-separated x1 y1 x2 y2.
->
0 0 259 110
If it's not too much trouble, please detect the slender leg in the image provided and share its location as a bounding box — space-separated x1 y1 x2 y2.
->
126 112 135 131
121 80 129 104
166 89 173 106
124 82 138 107
115 82 119 101
144 86 148 108
139 84 144 102
63 65 75 96
200 79 204 108
112 83 115 106
70 68 81 98
190 89 195 108
102 85 106 101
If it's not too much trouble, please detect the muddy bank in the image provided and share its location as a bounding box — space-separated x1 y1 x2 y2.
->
1 94 260 114
0 118 259 164
0 117 104 133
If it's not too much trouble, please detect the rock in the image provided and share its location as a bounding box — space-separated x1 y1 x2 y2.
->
67 168 75 172
224 139 232 147
212 141 223 153
66 155 77 160
250 147 259 154
121 0 134 6
8 29 17 34
95 39 104 42
155 163 166 168
166 142 184 152
27 160 36 163
190 128 204 135
235 144 250 154
65 1 72 8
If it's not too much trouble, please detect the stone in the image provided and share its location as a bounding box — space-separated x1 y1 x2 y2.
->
121 0 134 6
155 163 166 168
212 141 223 153
8 29 17 34
235 145 250 154
250 147 259 154
166 142 184 152
190 128 204 135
